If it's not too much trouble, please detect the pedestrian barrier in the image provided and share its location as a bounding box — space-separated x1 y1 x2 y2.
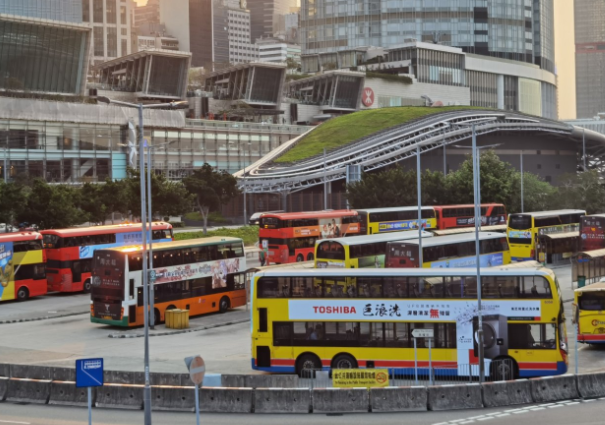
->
6 378 52 404
428 383 483 411
0 376 7 401
530 374 579 403
95 383 144 410
202 373 222 387
10 364 51 380
49 380 93 407
254 388 311 413
151 385 196 412
0 363 9 377
221 374 246 387
51 367 75 382
312 388 370 413
103 370 145 385
576 372 605 399
482 379 533 408
245 374 299 389
199 387 253 413
370 386 427 412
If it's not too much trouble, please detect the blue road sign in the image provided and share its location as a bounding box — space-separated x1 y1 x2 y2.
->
76 358 104 388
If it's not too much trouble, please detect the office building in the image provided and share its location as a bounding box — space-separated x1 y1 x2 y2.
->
82 0 133 65
257 38 300 65
0 14 91 95
0 0 83 23
134 0 160 34
247 0 298 41
575 0 605 118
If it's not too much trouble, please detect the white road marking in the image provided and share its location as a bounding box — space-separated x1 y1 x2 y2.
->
487 412 503 416
529 407 545 411
539 403 556 407
468 416 487 419
513 410 529 414
459 421 475 424
548 404 563 408
0 420 31 425
450 420 467 423
495 414 511 418
565 402 580 406
504 408 523 412
477 417 494 421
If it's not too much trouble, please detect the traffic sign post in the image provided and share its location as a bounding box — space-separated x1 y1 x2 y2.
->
76 358 104 425
412 329 434 385
185 355 205 425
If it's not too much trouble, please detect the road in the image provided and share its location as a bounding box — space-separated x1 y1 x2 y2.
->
1 264 605 375
1 397 604 425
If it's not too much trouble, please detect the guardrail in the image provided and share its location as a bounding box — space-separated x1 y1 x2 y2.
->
2 363 605 413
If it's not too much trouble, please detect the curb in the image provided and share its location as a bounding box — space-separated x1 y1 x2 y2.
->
0 311 88 325
108 318 251 338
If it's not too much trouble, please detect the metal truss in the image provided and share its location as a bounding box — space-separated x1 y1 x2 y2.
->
237 110 605 194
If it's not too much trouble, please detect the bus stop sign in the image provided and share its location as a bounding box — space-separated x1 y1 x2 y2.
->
76 358 104 388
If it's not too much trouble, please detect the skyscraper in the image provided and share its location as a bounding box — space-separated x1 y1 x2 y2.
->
575 0 605 118
247 0 298 41
82 0 133 65
300 0 555 73
0 0 83 23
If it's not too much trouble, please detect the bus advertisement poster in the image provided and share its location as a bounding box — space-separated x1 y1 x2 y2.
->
378 219 431 232
358 255 386 268
0 241 14 301
580 216 605 251
430 253 504 268
332 369 389 388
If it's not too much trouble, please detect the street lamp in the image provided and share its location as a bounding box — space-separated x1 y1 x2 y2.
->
415 146 424 265
97 96 188 425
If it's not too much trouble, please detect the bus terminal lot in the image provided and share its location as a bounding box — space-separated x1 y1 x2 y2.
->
1 264 605 376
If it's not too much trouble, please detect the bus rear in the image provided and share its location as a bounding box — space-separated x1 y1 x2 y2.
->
90 249 128 326
507 214 534 261
0 232 46 302
434 204 507 230
575 282 605 344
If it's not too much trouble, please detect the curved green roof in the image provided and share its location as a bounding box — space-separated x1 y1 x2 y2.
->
274 106 486 163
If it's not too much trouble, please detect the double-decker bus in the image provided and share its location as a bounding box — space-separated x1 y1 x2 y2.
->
385 232 511 268
579 214 605 252
574 281 605 344
0 232 46 301
315 231 433 269
259 210 359 265
91 237 246 327
251 267 568 379
356 207 437 235
507 210 585 261
432 204 507 230
42 223 173 293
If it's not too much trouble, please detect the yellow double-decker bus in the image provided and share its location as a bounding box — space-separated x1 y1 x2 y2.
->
0 232 46 302
574 281 605 344
251 268 568 379
507 210 585 261
385 232 511 268
314 231 433 269
356 207 437 235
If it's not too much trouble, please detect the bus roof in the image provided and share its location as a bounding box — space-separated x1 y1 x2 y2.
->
584 214 605 219
316 231 433 247
432 203 502 209
99 237 243 254
431 225 507 236
575 281 605 293
509 210 586 218
253 267 552 279
354 206 434 213
388 232 504 247
247 261 314 273
0 232 42 242
260 210 357 220
40 222 172 237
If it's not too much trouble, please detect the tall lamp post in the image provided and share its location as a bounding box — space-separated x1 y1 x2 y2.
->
416 146 424 265
97 96 188 425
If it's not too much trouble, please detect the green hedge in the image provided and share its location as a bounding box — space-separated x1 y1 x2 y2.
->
175 226 258 246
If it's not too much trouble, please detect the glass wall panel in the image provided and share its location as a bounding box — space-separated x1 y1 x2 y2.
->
95 127 111 151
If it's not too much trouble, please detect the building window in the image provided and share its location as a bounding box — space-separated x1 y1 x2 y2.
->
94 26 104 57
107 27 118 58
83 0 90 22
120 6 127 25
537 164 542 169
106 0 117 24
93 0 104 23
121 39 128 56
121 28 127 36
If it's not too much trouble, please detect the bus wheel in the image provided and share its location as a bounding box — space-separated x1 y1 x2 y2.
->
83 279 92 293
16 287 29 301
490 357 518 381
296 353 321 377
332 353 358 370
307 253 314 261
219 297 230 313
296 254 304 262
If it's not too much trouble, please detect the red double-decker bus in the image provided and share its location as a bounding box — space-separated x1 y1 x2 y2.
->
433 204 507 230
42 223 173 293
0 232 46 302
259 210 359 264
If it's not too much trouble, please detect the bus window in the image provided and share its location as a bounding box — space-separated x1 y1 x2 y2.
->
578 292 605 311
273 322 292 346
257 277 290 298
520 276 551 299
360 322 383 347
509 215 532 230
317 241 345 260
509 324 556 349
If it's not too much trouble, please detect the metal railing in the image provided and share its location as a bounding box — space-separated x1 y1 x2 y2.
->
298 359 516 389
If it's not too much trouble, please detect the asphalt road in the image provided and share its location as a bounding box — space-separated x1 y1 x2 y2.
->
1 397 604 425
1 264 605 376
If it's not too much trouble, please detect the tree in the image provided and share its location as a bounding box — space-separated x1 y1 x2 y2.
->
508 171 558 213
556 171 605 214
78 180 131 224
0 181 27 225
18 180 84 229
183 164 240 234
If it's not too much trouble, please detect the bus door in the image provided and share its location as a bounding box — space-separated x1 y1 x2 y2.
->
72 261 82 283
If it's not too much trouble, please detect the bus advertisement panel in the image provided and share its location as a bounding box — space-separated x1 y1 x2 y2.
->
356 207 437 235
251 268 567 378
0 232 46 301
580 215 605 252
433 204 507 230
43 223 173 293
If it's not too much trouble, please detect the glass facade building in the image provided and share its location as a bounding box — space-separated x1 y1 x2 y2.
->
300 0 555 73
0 0 83 23
0 15 91 95
574 0 605 119
82 0 132 65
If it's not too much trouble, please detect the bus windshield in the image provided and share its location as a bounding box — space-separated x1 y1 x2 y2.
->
579 292 605 311
509 215 532 230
